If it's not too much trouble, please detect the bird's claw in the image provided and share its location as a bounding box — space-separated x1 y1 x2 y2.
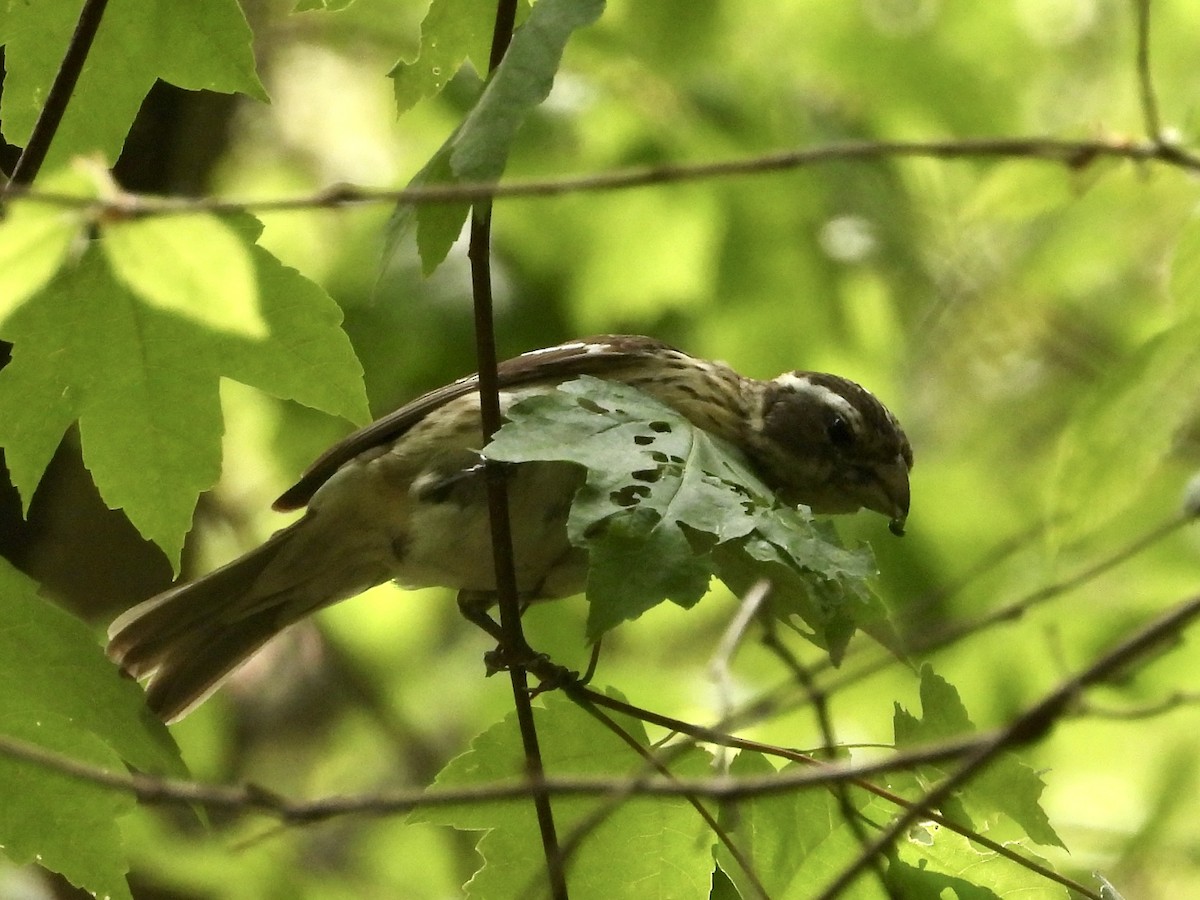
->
481 643 579 695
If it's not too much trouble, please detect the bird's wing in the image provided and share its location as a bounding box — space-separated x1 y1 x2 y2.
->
273 335 677 511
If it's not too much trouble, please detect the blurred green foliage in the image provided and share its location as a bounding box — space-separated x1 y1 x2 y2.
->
4 0 1200 897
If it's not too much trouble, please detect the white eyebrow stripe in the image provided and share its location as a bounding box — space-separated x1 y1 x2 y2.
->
773 373 864 428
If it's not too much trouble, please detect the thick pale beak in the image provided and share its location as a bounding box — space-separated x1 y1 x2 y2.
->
862 454 911 536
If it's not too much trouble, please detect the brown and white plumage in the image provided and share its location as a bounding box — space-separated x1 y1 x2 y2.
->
107 335 912 721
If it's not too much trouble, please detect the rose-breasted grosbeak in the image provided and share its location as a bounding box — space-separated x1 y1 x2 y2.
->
108 335 912 721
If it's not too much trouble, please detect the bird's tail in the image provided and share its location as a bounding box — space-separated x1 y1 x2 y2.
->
107 517 388 722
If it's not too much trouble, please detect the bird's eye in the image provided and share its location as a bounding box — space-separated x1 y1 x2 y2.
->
826 415 855 448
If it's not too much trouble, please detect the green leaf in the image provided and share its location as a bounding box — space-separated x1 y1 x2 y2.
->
221 217 371 423
714 529 882 664
486 377 879 648
582 505 713 635
103 213 266 337
0 714 134 900
0 200 76 324
446 0 605 182
892 665 972 745
715 751 885 900
389 0 529 115
386 0 605 274
889 822 1068 899
0 221 367 568
0 559 186 900
0 171 87 325
1051 318 1200 542
893 666 1064 849
410 693 714 900
0 0 266 168
390 147 472 279
0 246 221 565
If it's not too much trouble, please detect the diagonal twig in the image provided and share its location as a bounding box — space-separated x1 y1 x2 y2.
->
1 0 110 193
815 592 1200 899
726 507 1194 739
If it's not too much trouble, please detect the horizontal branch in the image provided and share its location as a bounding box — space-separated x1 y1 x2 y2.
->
6 134 1200 218
0 663 1102 897
0 726 988 825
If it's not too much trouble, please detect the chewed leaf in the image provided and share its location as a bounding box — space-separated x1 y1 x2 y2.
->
487 376 881 649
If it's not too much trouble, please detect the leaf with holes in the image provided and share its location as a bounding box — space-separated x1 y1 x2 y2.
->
486 376 880 648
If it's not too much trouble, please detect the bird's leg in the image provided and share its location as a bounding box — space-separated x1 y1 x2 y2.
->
457 589 546 675
457 590 517 676
529 639 600 699
457 590 581 691
457 589 506 643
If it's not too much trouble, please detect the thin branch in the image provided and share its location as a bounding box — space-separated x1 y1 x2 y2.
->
1076 690 1200 721
487 0 518 71
759 624 838 763
467 1 567 897
1134 0 1164 143
815 592 1200 900
0 727 981 816
0 680 1094 898
7 135 1200 219
3 714 1057 811
1 0 110 192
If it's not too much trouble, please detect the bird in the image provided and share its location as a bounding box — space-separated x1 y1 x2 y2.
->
107 335 913 722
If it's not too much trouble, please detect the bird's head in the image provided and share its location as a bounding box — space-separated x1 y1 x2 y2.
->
747 372 913 535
